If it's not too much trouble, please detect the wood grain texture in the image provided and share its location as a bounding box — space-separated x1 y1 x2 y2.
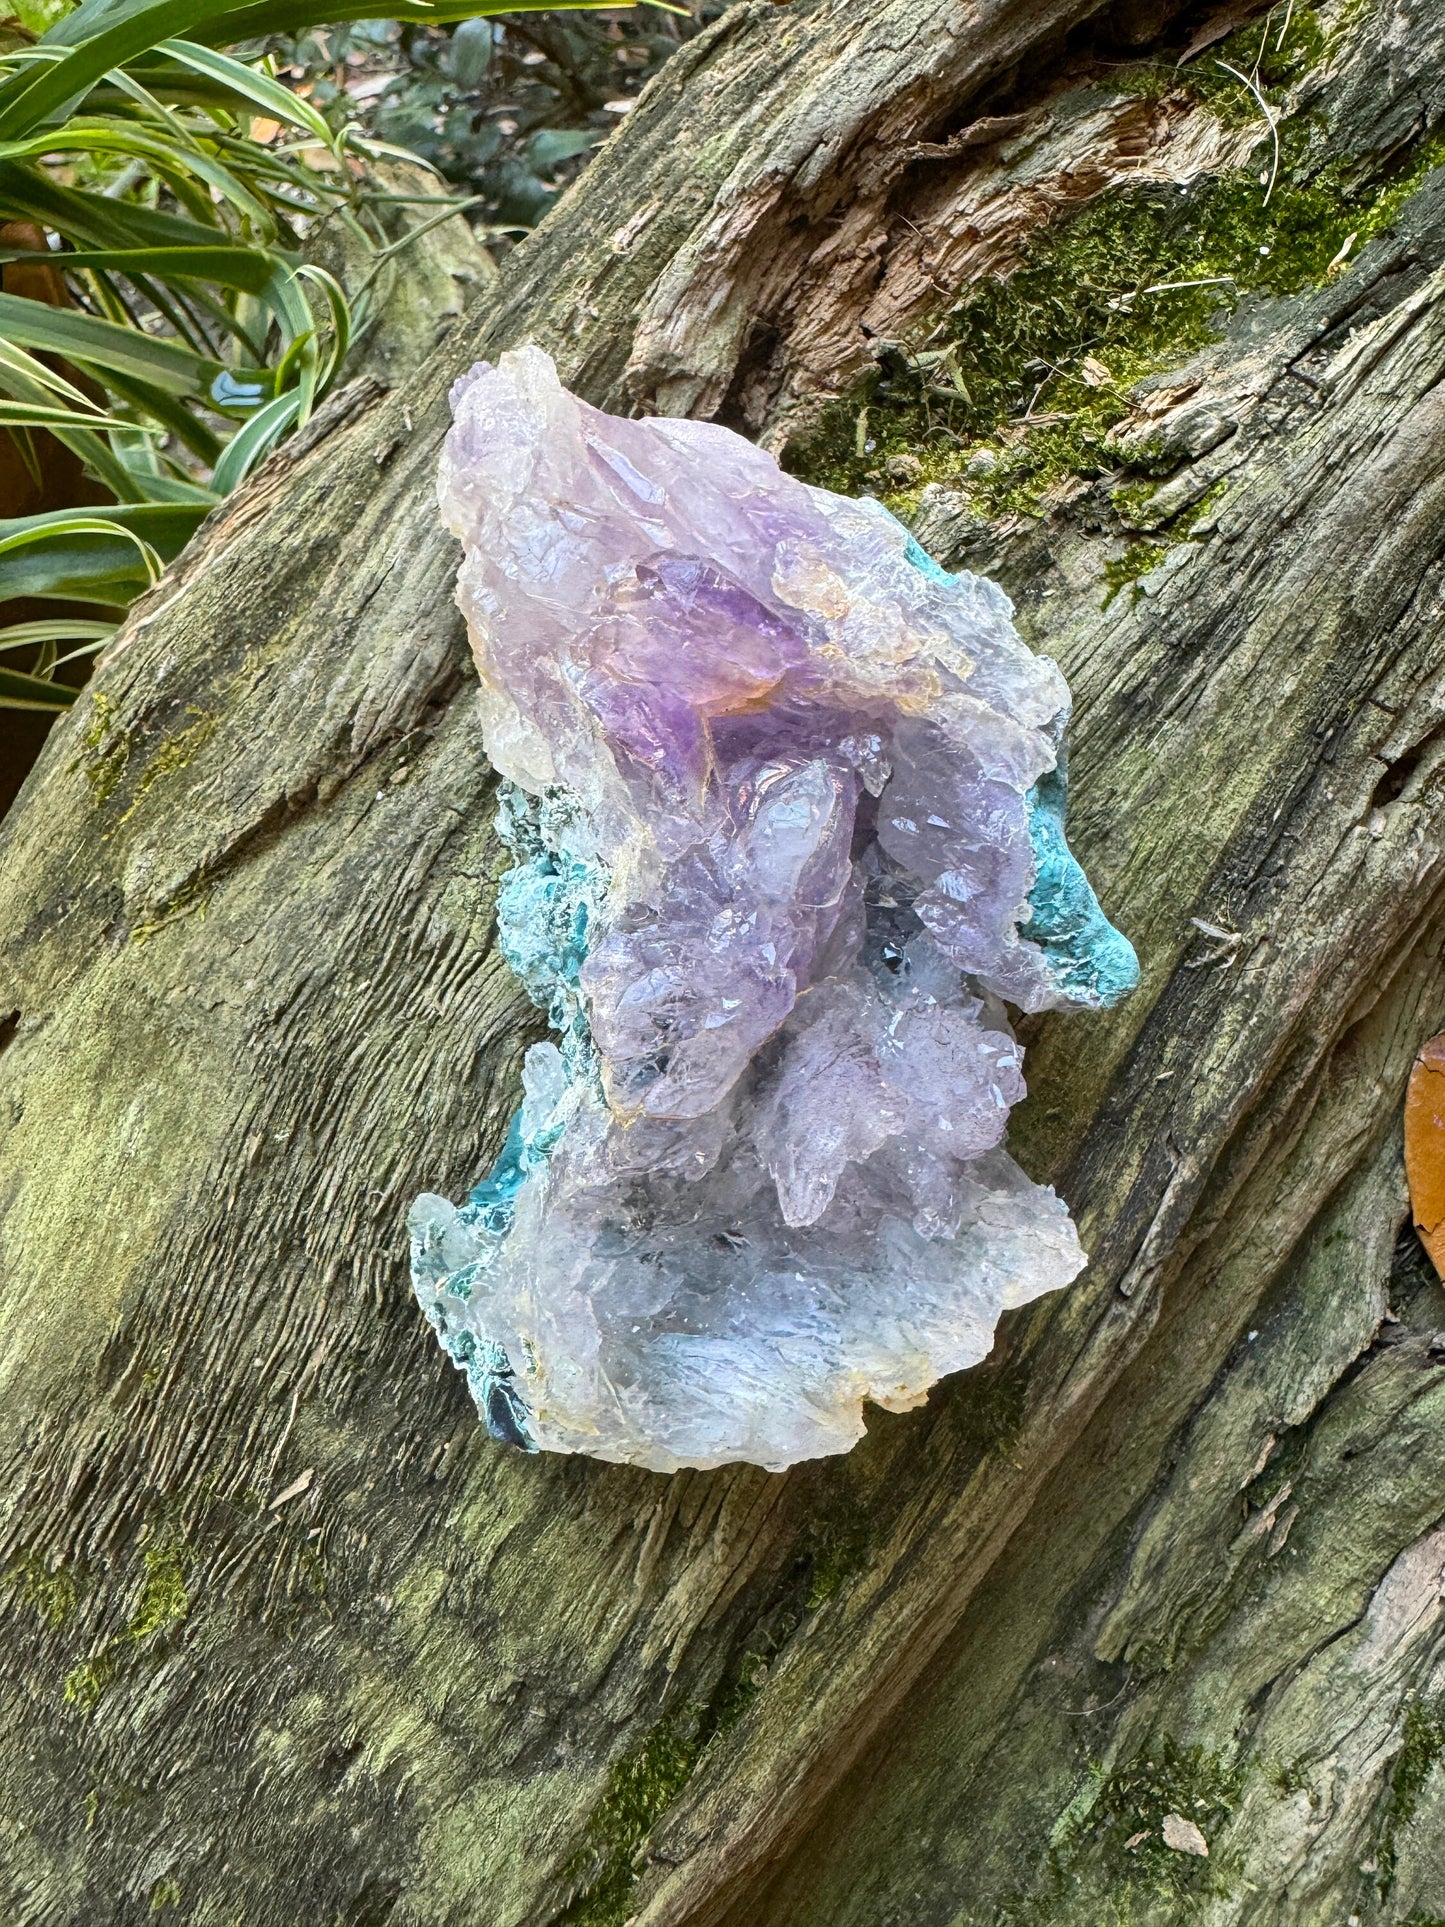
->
1 0 1444 1923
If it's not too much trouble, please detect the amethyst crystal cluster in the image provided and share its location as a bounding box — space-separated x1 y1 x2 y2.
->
409 347 1136 1473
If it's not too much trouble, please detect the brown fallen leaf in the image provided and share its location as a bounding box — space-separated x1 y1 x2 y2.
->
1161 1812 1209 1857
1405 1032 1445 1277
1123 1829 1149 1851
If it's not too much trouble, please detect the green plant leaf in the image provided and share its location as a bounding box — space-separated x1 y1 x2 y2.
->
0 332 106 409
94 365 224 463
0 615 117 653
26 501 208 556
0 662 80 709
0 120 274 230
0 520 157 597
292 259 348 404
1 0 221 138
108 464 218 508
0 332 159 500
207 382 299 492
0 502 204 603
156 38 335 147
342 130 445 174
0 287 220 394
178 0 617 49
0 161 238 249
447 16 493 87
0 398 158 427
0 242 280 294
526 126 599 172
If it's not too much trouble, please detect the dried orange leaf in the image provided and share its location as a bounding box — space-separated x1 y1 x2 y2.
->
1405 1032 1445 1278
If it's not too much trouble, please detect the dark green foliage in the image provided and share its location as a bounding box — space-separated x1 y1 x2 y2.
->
3 1552 79 1629
0 0 624 722
558 1494 872 1927
280 6 722 234
1078 1738 1244 1889
799 1494 871 1609
1101 541 1166 608
125 1530 192 1641
952 1355 1029 1456
559 1713 702 1927
1112 4 1329 117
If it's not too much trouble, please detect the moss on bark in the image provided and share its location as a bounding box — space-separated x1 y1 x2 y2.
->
787 0 1445 528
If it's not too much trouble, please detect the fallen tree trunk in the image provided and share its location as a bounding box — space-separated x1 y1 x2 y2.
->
2 0 1445 1923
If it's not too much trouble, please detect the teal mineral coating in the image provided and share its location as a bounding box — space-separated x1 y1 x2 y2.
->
1024 768 1140 1009
493 781 608 1088
903 531 952 582
417 783 609 1449
898 520 1138 1010
466 1107 559 1234
435 1093 564 1454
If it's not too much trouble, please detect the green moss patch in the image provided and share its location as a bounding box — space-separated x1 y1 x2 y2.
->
800 1500 871 1611
1113 4 1329 116
999 1736 1245 1922
63 1652 116 1717
4 1551 79 1629
1078 1738 1243 1888
788 1 1445 527
1101 542 1169 609
127 1531 192 1641
130 873 213 946
558 1713 701 1927
76 691 133 805
73 692 219 823
559 1496 872 1926
59 1529 194 1719
1378 1697 1445 1896
117 707 218 827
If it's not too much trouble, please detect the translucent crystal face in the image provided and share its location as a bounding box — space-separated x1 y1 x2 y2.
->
409 346 1137 1474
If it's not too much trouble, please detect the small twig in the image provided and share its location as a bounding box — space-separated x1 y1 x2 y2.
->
1325 230 1358 276
1065 1681 1131 1717
1143 275 1237 294
895 213 953 300
1217 58 1281 205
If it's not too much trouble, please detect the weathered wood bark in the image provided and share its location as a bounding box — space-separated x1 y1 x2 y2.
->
2 1 1445 1923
